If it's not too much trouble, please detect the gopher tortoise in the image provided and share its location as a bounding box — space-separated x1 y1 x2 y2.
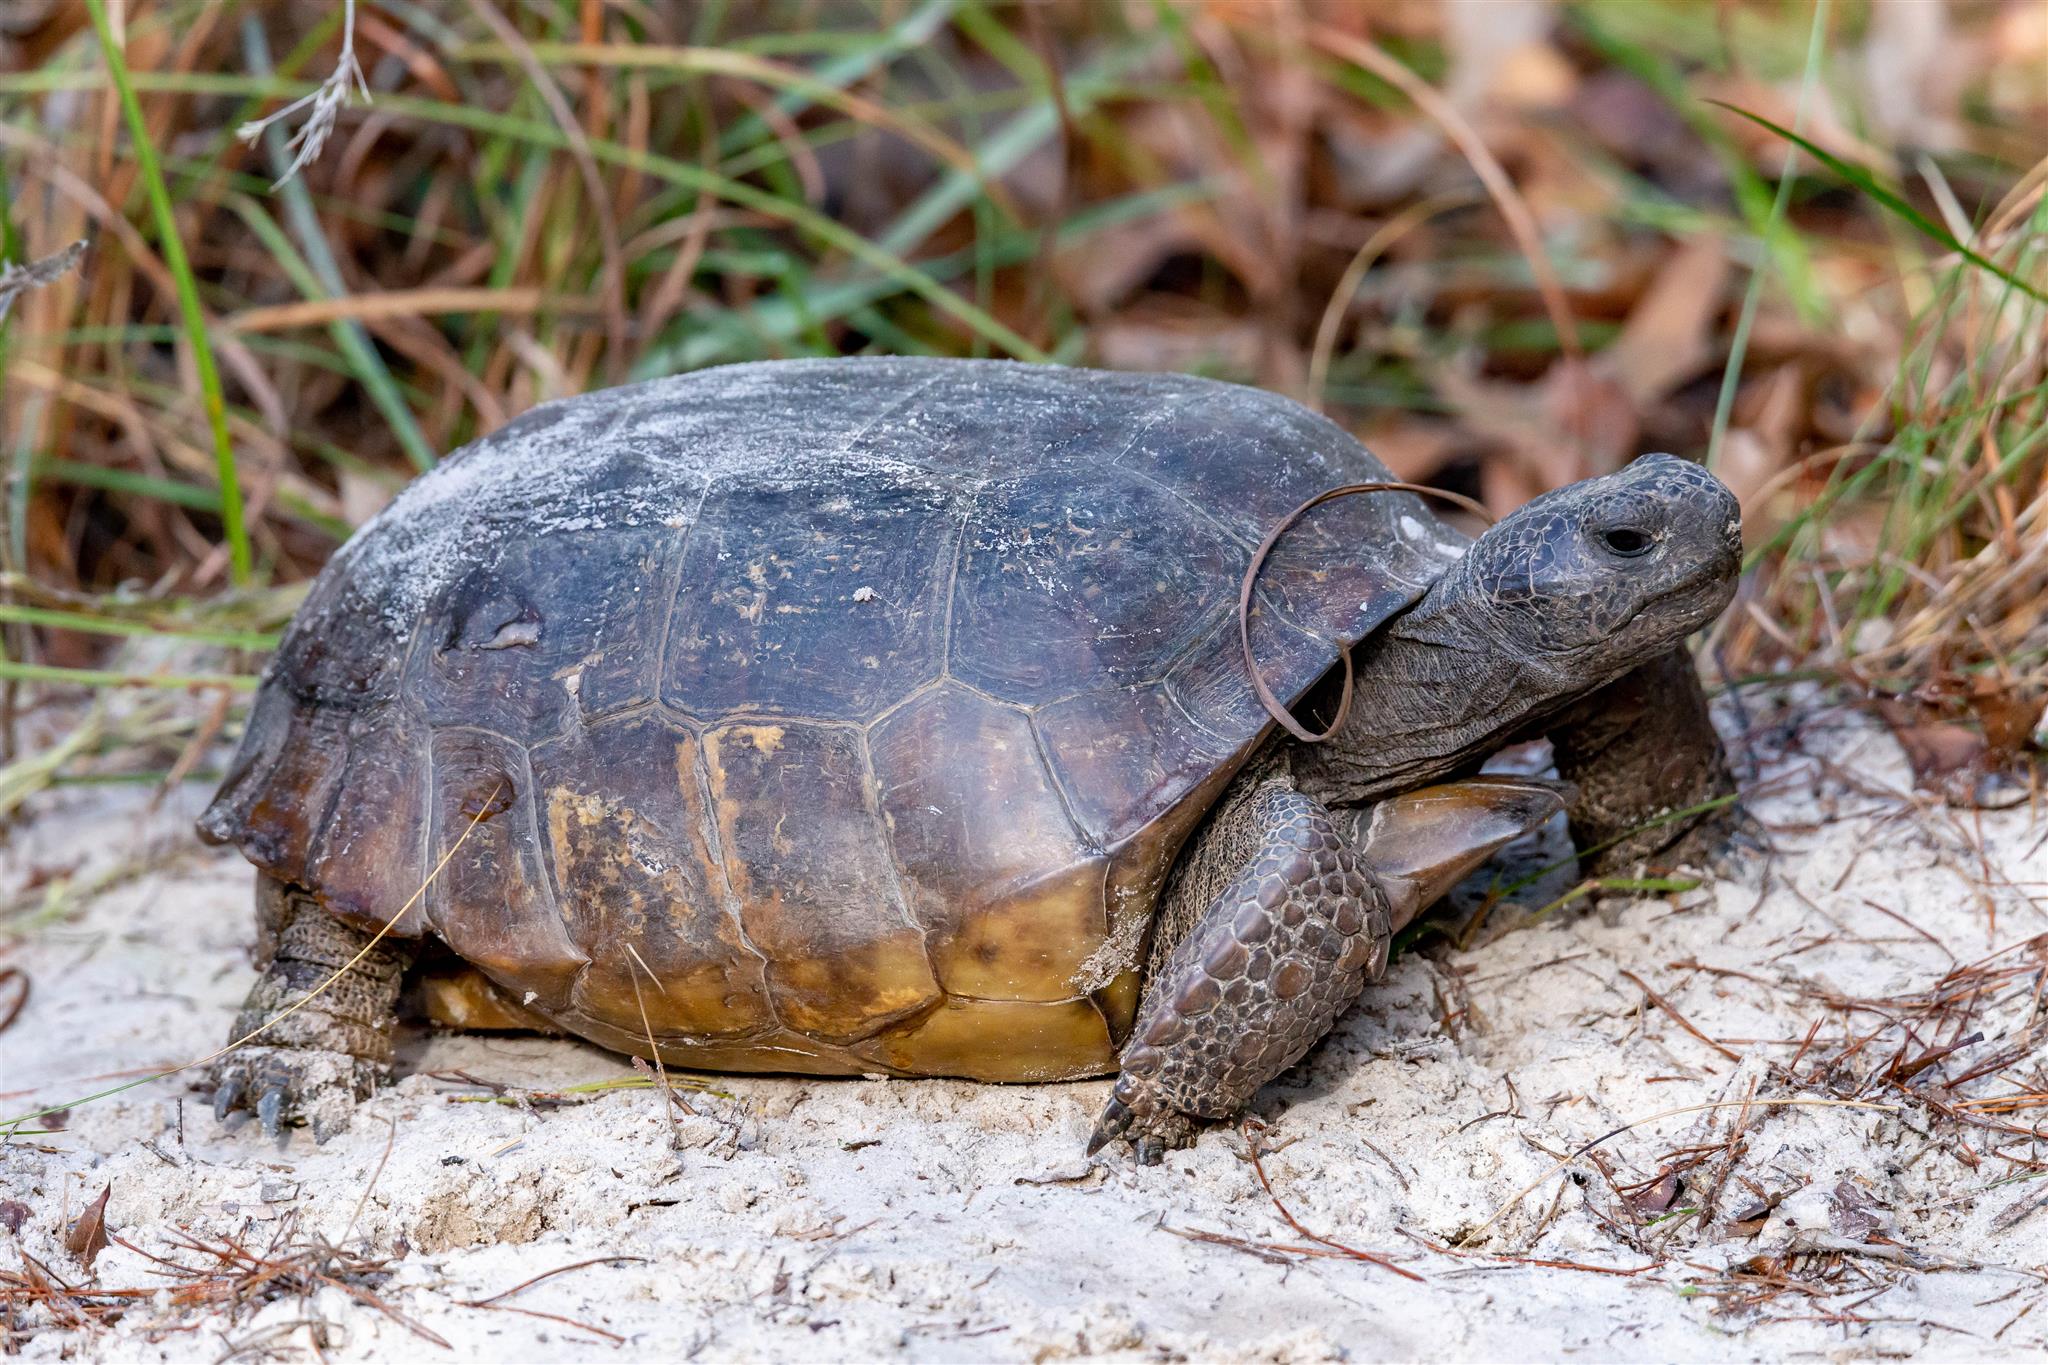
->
197 357 1741 1157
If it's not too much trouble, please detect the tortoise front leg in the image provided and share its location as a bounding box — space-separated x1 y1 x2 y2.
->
1090 781 1382 1163
1089 775 1567 1163
208 877 413 1141
1543 647 1738 876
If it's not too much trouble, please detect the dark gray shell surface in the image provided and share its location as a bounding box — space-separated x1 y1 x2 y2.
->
199 358 1457 1080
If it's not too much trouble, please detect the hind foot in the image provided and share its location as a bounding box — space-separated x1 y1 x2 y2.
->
209 1045 381 1142
208 879 412 1142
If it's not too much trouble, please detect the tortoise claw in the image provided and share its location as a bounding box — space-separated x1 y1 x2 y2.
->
1086 1093 1133 1156
256 1083 287 1139
212 1072 246 1123
205 1044 375 1140
1086 1081 1198 1162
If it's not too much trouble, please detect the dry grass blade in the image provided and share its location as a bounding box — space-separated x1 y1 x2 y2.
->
222 286 600 334
459 0 628 381
1307 24 1583 365
0 783 501 1133
1238 1124 1425 1282
1617 968 1743 1063
1460 1098 1899 1247
104 1211 451 1349
236 0 366 189
455 1255 649 1345
1307 191 1478 410
623 942 684 1149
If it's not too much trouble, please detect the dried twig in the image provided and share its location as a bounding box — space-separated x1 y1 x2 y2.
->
0 238 86 325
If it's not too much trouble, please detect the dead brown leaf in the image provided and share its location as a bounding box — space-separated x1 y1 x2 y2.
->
1604 233 1729 407
64 1185 110 1273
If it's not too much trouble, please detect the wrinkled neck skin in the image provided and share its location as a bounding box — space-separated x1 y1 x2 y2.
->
1287 567 1583 808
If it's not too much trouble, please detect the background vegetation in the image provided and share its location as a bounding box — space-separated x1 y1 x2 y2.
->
0 0 2043 816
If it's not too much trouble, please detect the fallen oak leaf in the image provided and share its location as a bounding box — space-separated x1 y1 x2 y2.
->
65 1184 111 1271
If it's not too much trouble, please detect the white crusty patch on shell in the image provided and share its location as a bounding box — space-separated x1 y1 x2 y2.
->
316 358 1459 669
332 358 960 638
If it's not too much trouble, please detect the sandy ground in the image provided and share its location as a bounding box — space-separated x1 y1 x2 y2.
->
3 692 2045 1362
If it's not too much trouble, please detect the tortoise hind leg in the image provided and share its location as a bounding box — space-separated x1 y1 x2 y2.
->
209 877 413 1142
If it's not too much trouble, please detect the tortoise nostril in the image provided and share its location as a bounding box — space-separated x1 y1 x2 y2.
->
1601 527 1652 557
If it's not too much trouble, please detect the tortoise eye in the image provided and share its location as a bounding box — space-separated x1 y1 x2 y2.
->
1600 527 1652 557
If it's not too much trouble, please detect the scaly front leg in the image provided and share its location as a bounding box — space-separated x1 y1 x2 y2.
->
1545 647 1739 875
1090 774 1567 1163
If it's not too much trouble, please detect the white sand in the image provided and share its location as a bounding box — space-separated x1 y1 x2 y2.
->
4 696 2044 1361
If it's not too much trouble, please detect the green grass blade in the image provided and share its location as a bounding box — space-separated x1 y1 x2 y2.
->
0 66 1040 359
0 604 279 650
0 660 259 691
632 178 1217 376
1570 8 1820 321
1 172 34 572
1710 100 2048 306
877 8 1156 259
713 0 960 158
224 190 438 473
239 15 437 472
1707 0 1830 470
82 0 252 584
29 456 224 512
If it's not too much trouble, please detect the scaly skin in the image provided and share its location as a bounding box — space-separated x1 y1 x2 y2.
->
1090 773 1566 1161
1543 646 1738 875
208 880 412 1141
1090 782 1389 1163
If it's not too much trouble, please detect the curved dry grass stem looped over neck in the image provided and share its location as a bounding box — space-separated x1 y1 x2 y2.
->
1239 482 1494 744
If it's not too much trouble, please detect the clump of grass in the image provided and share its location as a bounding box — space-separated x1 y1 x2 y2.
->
0 1 2042 805
1720 148 2048 772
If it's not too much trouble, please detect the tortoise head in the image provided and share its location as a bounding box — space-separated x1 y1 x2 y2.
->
1452 454 1741 675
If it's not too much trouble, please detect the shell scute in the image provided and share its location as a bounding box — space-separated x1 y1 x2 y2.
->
426 728 586 1013
303 704 429 935
850 997 1114 1081
949 466 1243 706
415 525 682 740
1116 384 1448 648
1032 684 1241 848
701 720 940 1041
868 683 1107 1001
661 470 958 723
531 713 775 1039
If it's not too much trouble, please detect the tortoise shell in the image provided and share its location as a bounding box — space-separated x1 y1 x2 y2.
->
199 359 1460 1081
